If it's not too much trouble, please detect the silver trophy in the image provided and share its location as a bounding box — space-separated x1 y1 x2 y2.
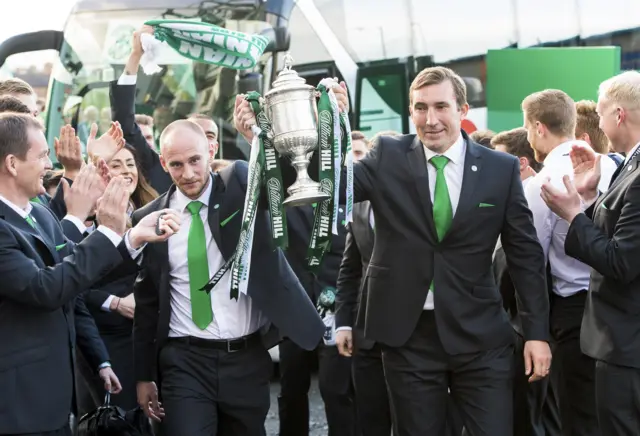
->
263 53 331 206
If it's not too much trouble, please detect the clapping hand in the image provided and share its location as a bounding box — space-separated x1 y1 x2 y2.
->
54 124 84 180
96 177 131 237
87 121 125 163
63 163 108 222
570 144 601 203
540 175 582 223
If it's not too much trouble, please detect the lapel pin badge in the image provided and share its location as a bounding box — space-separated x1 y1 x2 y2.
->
214 204 220 209
471 165 478 172
628 166 633 172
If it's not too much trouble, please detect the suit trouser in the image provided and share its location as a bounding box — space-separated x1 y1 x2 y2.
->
594 361 640 436
352 341 392 436
278 338 358 436
550 291 600 436
75 334 138 416
13 426 73 436
157 337 272 436
512 331 550 436
382 311 513 436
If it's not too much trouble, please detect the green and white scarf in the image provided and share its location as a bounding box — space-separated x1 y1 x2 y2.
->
144 19 268 70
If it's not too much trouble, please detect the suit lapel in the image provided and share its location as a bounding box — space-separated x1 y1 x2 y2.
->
29 205 60 262
207 173 225 255
155 188 173 273
442 139 482 242
597 155 640 211
0 201 57 263
407 136 437 239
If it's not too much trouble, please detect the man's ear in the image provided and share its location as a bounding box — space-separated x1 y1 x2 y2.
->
577 132 591 145
4 154 18 177
159 154 168 173
519 156 528 172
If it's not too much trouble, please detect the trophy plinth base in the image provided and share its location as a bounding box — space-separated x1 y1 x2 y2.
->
283 185 331 207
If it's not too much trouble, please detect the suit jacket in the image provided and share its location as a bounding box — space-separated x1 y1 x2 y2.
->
331 132 549 352
132 162 325 382
336 201 376 350
284 206 317 299
109 80 172 194
0 202 130 434
565 153 640 368
33 185 112 370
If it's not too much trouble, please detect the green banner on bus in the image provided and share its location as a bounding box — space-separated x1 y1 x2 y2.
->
486 47 621 132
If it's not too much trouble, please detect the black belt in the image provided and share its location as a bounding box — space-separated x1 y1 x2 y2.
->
168 331 262 353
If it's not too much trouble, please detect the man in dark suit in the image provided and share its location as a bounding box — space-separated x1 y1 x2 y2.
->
0 113 134 435
0 86 120 402
541 70 640 436
132 120 324 436
235 66 552 435
336 199 392 436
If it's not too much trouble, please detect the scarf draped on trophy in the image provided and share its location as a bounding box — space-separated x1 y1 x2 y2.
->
143 20 354 299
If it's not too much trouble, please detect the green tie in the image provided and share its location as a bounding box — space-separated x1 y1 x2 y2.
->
429 156 453 292
187 201 213 329
25 214 37 229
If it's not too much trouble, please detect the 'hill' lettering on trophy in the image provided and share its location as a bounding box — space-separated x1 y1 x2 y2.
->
264 147 277 171
319 111 332 172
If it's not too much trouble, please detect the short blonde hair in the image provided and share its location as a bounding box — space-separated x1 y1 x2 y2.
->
409 67 467 109
521 89 576 137
598 71 640 110
0 78 34 97
575 100 608 154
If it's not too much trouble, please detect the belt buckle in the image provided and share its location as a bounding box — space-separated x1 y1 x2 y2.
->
227 338 243 353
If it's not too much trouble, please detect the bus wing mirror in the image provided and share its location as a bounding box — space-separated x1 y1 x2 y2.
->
0 30 64 68
260 27 291 53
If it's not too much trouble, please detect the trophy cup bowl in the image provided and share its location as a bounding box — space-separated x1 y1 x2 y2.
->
263 54 331 207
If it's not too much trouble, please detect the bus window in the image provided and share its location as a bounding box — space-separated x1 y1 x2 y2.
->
356 63 409 135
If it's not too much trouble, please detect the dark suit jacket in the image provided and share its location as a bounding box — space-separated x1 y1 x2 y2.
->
284 206 317 299
109 80 173 194
336 201 376 350
340 132 549 352
565 153 640 368
132 162 325 382
33 188 112 371
0 202 130 434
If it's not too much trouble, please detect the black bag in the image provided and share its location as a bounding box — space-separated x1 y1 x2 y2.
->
77 393 155 436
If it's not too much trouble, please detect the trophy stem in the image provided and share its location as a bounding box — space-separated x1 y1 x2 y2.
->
283 153 331 207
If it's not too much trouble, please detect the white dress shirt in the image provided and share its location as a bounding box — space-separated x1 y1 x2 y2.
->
524 141 616 297
163 176 266 339
422 134 466 310
0 195 122 246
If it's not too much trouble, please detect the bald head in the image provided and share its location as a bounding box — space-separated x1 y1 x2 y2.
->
159 119 209 155
159 119 213 199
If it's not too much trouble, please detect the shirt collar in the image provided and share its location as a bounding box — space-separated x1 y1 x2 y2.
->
173 174 213 213
423 133 466 165
0 194 32 219
543 140 580 166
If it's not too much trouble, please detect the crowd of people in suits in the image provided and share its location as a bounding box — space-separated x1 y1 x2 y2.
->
2 23 640 436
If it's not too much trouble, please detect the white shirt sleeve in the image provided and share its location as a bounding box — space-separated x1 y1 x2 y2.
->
62 215 87 235
101 295 116 312
524 176 555 262
124 230 145 264
96 225 123 247
117 74 137 86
